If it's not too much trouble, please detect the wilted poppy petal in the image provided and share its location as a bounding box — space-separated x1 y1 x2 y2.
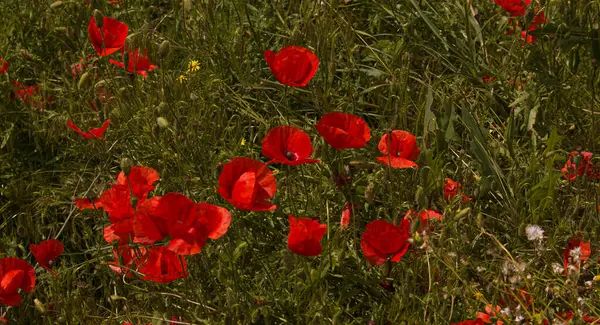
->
89 120 111 138
66 120 94 139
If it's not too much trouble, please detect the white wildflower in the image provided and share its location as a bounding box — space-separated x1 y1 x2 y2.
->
551 263 564 274
525 224 544 241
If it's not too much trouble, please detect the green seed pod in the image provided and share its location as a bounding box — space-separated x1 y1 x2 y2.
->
158 40 171 58
157 102 168 115
50 1 64 9
120 158 133 175
34 299 46 313
156 117 169 128
476 212 483 228
78 71 92 89
92 10 103 28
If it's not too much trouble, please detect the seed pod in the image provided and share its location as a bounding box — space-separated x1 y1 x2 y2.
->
78 72 92 89
156 117 169 128
158 40 170 58
120 158 133 175
34 299 46 313
50 1 64 9
156 102 168 115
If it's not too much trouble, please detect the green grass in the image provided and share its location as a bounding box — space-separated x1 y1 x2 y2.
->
1 0 600 324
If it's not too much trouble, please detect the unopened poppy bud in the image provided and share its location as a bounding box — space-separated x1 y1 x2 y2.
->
78 72 92 89
34 299 46 313
50 1 64 9
157 102 168 115
455 207 470 220
120 158 133 175
476 212 483 228
364 182 375 204
92 10 103 28
158 40 171 58
20 49 33 60
156 117 169 128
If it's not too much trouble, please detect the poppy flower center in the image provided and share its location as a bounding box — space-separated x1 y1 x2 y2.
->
285 151 298 161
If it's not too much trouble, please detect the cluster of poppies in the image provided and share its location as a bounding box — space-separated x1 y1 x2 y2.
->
494 0 548 44
0 239 64 310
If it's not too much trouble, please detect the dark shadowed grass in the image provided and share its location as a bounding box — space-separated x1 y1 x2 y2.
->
1 0 600 324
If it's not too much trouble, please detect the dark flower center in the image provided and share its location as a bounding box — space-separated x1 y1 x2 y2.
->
285 151 298 161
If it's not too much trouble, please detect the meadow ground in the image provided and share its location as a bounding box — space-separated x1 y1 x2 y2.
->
0 0 600 324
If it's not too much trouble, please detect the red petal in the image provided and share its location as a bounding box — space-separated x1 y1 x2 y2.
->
89 120 111 139
315 112 371 150
29 239 64 277
75 198 94 210
66 120 93 139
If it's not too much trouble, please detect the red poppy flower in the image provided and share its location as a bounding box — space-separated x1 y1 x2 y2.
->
137 246 188 283
376 130 420 168
520 10 548 44
340 203 352 230
315 112 371 150
494 0 531 16
444 178 472 202
88 16 128 56
30 239 64 277
481 76 496 84
360 219 411 266
287 215 327 256
404 209 443 233
11 81 53 110
563 236 592 273
76 165 160 244
133 193 231 255
476 304 505 324
0 58 8 73
264 46 318 87
452 320 485 325
0 316 6 324
66 120 110 140
109 48 158 78
261 126 320 166
561 151 596 181
217 158 277 211
109 245 147 278
0 257 36 307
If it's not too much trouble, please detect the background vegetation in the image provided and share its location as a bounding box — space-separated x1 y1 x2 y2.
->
1 0 599 324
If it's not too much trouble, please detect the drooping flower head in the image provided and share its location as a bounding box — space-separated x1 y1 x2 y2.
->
315 112 371 150
30 239 64 277
261 126 320 166
360 219 411 266
404 209 443 234
376 130 420 168
0 257 36 307
88 16 128 56
287 215 327 257
264 46 319 87
444 178 472 202
217 158 277 211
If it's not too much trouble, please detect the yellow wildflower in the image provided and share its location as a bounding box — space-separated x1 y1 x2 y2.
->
187 60 200 73
473 291 484 300
177 74 187 83
240 138 246 146
594 275 600 282
272 169 280 175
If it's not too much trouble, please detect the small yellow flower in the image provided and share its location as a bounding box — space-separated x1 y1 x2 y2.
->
593 275 600 282
240 138 246 146
474 291 484 300
272 169 280 175
177 74 187 83
187 60 200 73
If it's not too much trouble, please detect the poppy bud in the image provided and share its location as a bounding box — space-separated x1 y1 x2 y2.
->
20 49 33 60
455 207 470 220
92 10 103 29
50 1 64 9
157 102 168 115
364 181 375 204
158 40 170 58
415 185 426 209
78 72 92 89
120 157 133 175
476 212 483 228
156 117 169 128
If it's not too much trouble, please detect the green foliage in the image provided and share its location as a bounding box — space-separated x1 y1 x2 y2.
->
1 0 600 324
